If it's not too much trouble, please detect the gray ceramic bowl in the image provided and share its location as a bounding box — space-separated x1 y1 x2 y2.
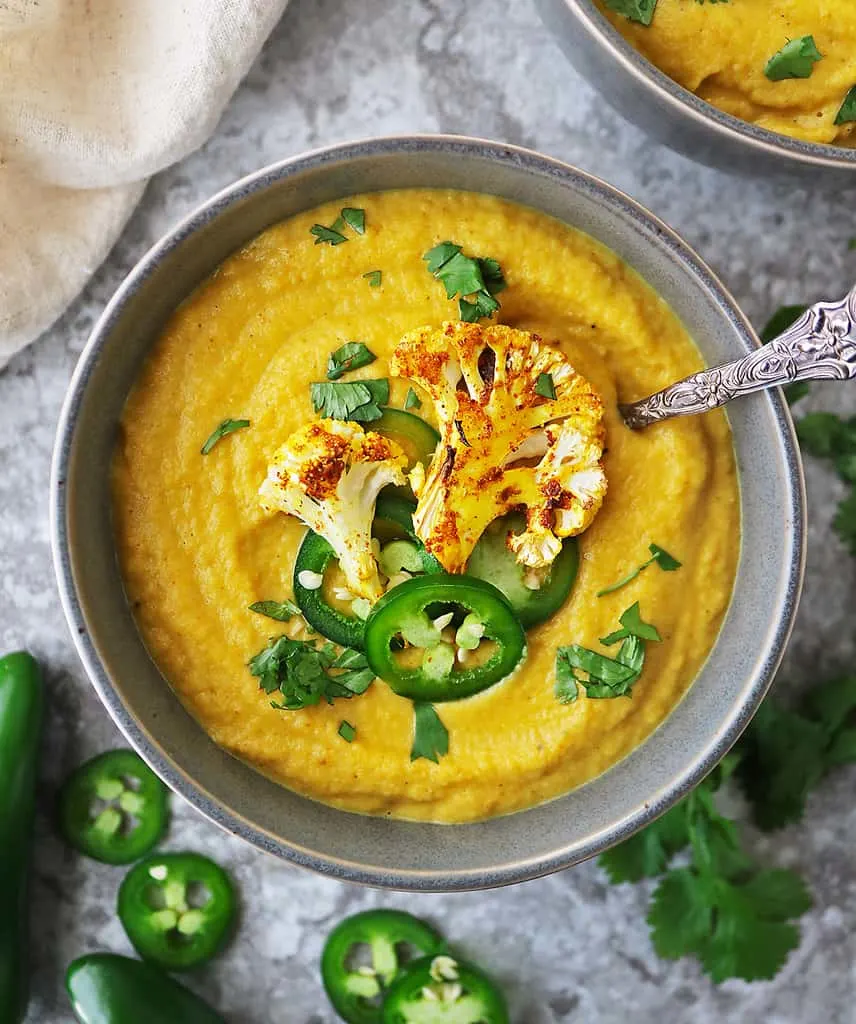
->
537 0 856 183
51 135 804 891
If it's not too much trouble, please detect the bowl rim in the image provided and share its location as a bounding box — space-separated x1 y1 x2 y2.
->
560 0 856 171
50 133 806 890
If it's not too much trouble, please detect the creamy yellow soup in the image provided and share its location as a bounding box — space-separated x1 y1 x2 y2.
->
112 190 739 823
597 0 856 146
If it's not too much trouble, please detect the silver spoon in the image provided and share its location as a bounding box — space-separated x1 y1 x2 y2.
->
620 286 856 429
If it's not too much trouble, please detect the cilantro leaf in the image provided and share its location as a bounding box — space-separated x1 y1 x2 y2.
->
330 647 375 695
311 379 389 422
338 721 356 742
600 601 661 645
835 86 856 125
599 802 690 883
603 0 658 26
597 544 682 595
411 702 449 763
648 868 714 960
249 637 373 709
201 418 250 455
249 600 300 622
310 223 348 246
326 341 377 381
760 304 808 344
341 208 365 235
404 387 422 410
423 241 505 323
535 372 556 400
765 36 823 81
796 412 854 457
737 699 827 830
424 241 462 273
363 270 382 288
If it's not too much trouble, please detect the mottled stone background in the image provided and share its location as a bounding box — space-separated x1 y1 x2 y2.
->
1 1 855 1021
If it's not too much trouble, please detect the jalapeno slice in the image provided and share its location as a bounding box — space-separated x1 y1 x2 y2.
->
117 853 236 971
381 955 509 1024
294 495 442 649
372 407 439 473
466 515 579 629
321 909 446 1024
363 575 526 702
59 750 169 865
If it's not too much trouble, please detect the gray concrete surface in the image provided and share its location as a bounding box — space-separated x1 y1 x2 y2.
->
2 1 855 1021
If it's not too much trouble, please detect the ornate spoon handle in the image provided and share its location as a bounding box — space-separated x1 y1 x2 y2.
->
620 285 856 430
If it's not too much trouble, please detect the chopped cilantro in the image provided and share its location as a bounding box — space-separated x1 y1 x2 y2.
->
326 341 377 381
363 270 382 287
555 602 660 702
535 372 556 400
249 600 300 622
423 242 506 323
764 36 822 81
603 0 658 25
200 418 250 455
311 379 389 422
410 702 449 763
338 721 356 743
600 601 662 645
404 387 422 410
341 208 366 235
835 86 856 125
597 543 682 596
310 207 366 246
248 636 374 709
310 223 348 246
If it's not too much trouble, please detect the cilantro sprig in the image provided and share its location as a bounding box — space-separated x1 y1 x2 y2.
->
601 754 812 983
738 676 856 830
836 86 856 126
423 242 506 323
597 543 681 596
555 602 660 702
249 636 374 710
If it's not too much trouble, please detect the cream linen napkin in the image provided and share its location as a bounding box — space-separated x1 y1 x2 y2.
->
0 0 290 368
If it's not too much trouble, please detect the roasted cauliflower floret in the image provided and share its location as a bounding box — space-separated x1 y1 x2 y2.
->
259 420 407 601
392 321 606 573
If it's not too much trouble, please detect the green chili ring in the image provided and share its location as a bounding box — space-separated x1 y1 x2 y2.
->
117 852 236 971
466 515 579 629
381 955 510 1024
59 749 169 865
293 495 442 649
364 575 526 703
321 909 446 1024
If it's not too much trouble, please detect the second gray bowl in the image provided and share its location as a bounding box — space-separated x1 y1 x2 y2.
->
537 0 856 183
51 135 804 891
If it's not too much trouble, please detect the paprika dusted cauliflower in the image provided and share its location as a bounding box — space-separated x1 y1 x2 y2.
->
259 420 407 601
391 321 607 573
